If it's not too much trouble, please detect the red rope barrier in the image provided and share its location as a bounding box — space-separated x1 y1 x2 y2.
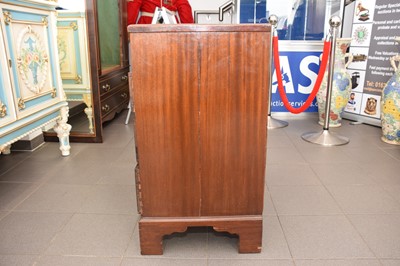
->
273 36 331 114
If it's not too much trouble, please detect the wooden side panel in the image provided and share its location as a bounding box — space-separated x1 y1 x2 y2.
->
130 32 201 217
199 31 270 216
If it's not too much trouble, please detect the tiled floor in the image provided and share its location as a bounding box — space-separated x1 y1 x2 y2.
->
1 111 400 266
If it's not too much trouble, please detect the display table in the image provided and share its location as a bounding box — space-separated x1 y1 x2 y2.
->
128 24 270 255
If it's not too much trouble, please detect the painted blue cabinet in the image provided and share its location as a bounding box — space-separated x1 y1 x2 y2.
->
0 0 70 156
57 11 93 134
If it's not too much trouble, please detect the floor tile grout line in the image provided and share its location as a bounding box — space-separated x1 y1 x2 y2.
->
269 121 369 261
307 162 381 261
344 215 384 262
265 181 295 261
283 128 383 260
5 182 46 214
1 113 399 262
380 186 400 207
32 211 76 265
121 215 140 263
274 214 295 262
0 153 32 178
377 143 400 162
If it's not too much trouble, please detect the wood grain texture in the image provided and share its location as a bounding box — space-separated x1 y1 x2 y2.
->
128 24 271 33
129 24 270 253
131 32 201 217
139 216 263 255
199 31 269 216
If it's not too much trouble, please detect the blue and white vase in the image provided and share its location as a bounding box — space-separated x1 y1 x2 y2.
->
381 38 400 145
317 38 353 127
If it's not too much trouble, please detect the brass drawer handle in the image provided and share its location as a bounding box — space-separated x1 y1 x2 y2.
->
121 75 128 81
102 84 111 92
102 104 110 112
121 93 128 99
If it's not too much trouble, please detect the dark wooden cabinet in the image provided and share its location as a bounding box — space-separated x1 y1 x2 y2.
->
98 67 130 122
128 24 270 255
84 0 129 142
43 0 129 144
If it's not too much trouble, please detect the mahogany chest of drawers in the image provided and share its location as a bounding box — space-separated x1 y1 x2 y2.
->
128 24 270 255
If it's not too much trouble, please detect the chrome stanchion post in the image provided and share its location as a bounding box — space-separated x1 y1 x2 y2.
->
301 16 350 146
268 14 288 129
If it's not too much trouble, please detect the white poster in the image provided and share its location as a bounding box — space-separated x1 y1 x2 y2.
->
343 0 400 126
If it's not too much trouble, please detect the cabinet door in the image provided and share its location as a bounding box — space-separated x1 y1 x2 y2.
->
97 0 122 74
1 4 63 119
131 31 201 217
0 23 16 128
199 30 269 216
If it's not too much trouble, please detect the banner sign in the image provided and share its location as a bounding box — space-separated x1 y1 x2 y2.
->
240 0 267 24
344 0 400 125
271 49 322 112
